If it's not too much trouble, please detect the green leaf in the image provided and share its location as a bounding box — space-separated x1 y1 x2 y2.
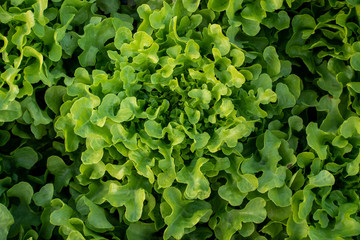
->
285 14 316 72
0 130 10 146
242 1 266 22
87 175 148 222
262 11 290 30
268 185 292 207
191 132 211 151
144 120 163 138
47 156 75 192
76 196 114 232
287 215 308 239
308 203 360 239
149 2 173 29
260 0 284 12
114 27 132 50
162 187 212 240
276 83 296 109
54 115 81 152
0 101 22 122
227 65 246 88
67 231 86 240
22 95 52 126
78 19 117 67
49 15 74 61
176 158 211 200
126 222 157 240
0 203 14 240
182 0 201 13
12 146 38 170
263 46 281 76
50 199 73 226
213 209 243 240
202 24 231 56
105 160 133 180
266 201 291 221
260 222 283 238
306 123 334 160
22 46 48 85
242 131 286 193
33 184 54 208
45 86 66 114
137 4 153 34
188 89 212 105
218 174 247 206
93 94 133 124
77 161 106 185
184 106 201 125
308 170 335 187
129 147 156 184
316 61 343 99
81 147 104 165
339 116 360 138
96 0 120 14
185 39 201 59
238 198 267 223
350 52 360 71
207 0 229 11
7 182 40 237
346 151 360 176
238 174 258 193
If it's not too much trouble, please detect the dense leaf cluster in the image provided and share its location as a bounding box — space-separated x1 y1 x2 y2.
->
1 0 360 239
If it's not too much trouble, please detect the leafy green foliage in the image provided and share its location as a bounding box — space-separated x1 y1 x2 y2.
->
1 0 360 239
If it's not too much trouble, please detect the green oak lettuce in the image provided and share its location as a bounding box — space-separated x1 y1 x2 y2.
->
0 0 360 239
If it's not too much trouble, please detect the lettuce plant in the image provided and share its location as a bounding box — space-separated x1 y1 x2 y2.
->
0 0 360 239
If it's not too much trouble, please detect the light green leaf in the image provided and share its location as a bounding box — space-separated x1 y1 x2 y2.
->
238 198 267 223
162 187 212 240
208 0 229 11
129 147 156 184
81 147 104 165
105 161 133 180
114 27 132 50
184 106 201 125
237 174 258 193
308 170 335 187
191 132 211 151
306 122 334 160
213 209 243 240
287 215 308 239
144 120 163 138
339 116 360 138
89 176 149 222
176 158 211 200
50 199 73 226
202 24 231 55
260 0 284 12
268 185 292 207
